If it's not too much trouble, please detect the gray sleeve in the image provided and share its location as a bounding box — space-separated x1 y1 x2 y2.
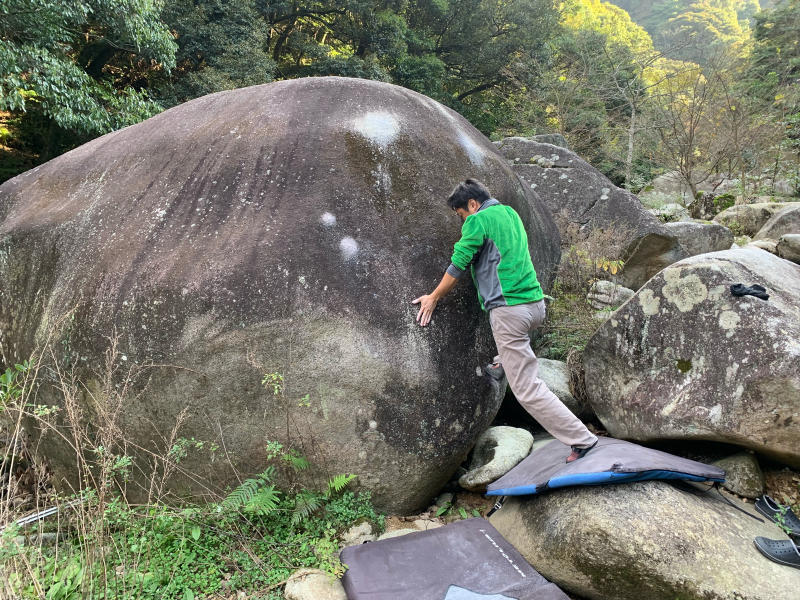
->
446 263 466 279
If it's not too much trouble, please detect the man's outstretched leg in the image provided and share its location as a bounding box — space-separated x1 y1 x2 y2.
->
489 301 597 461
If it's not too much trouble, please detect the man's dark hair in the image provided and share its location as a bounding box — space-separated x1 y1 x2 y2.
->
446 178 491 210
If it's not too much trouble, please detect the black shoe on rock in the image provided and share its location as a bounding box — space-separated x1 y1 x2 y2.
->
755 495 800 540
484 363 505 381
754 536 800 569
566 439 598 464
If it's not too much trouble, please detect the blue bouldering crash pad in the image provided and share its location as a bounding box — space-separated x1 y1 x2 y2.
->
486 437 725 496
340 518 569 599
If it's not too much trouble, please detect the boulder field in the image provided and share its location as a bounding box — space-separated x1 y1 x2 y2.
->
495 137 683 290
0 77 560 512
713 202 792 236
583 248 800 466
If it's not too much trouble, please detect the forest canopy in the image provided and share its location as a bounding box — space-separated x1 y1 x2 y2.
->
1 0 798 194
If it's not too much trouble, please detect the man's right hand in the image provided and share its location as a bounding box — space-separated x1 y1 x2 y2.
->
412 294 438 326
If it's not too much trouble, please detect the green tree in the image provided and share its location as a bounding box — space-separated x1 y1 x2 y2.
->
0 0 176 136
607 0 761 63
534 0 666 185
0 0 176 175
746 0 800 188
154 0 276 106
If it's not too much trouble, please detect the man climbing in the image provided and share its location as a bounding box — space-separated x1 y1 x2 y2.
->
412 179 597 463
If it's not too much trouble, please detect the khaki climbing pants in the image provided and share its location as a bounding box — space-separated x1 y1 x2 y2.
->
489 300 598 449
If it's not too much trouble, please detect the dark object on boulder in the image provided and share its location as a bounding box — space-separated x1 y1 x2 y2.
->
340 518 569 600
0 77 561 513
486 437 724 496
754 537 800 569
755 495 800 540
730 283 769 300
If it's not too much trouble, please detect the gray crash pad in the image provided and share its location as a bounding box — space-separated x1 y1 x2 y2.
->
340 518 568 599
487 437 725 496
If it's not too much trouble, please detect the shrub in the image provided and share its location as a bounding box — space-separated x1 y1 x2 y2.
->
538 213 630 361
1 344 383 600
713 193 736 213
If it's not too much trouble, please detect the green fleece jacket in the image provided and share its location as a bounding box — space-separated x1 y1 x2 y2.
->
445 199 543 311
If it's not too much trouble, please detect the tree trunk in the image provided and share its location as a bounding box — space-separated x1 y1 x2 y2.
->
625 104 636 190
39 119 59 163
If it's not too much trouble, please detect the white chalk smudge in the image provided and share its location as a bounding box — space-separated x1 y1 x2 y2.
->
458 130 485 166
320 212 337 227
352 112 399 149
340 237 359 260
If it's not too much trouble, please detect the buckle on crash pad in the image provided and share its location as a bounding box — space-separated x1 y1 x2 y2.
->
486 496 506 517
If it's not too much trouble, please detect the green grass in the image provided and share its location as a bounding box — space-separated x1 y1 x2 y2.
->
2 488 383 600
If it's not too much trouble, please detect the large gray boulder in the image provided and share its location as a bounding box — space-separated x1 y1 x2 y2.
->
586 280 634 311
777 234 800 264
0 77 561 513
490 482 800 600
754 204 800 240
713 452 765 498
583 248 800 467
537 358 589 418
713 202 791 236
662 221 734 257
495 138 684 290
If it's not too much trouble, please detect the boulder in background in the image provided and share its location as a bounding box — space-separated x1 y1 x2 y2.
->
777 234 800 264
714 203 791 236
754 204 800 241
495 137 684 290
583 248 800 467
662 221 734 257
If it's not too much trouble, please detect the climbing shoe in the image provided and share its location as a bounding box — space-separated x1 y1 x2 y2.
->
484 363 505 381
566 439 598 464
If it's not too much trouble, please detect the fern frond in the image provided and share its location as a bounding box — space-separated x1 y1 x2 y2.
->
291 492 322 525
245 485 280 516
221 478 260 511
327 474 356 496
283 450 310 472
221 467 275 512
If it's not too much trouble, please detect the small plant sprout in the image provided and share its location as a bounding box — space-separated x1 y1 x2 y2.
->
261 372 284 396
